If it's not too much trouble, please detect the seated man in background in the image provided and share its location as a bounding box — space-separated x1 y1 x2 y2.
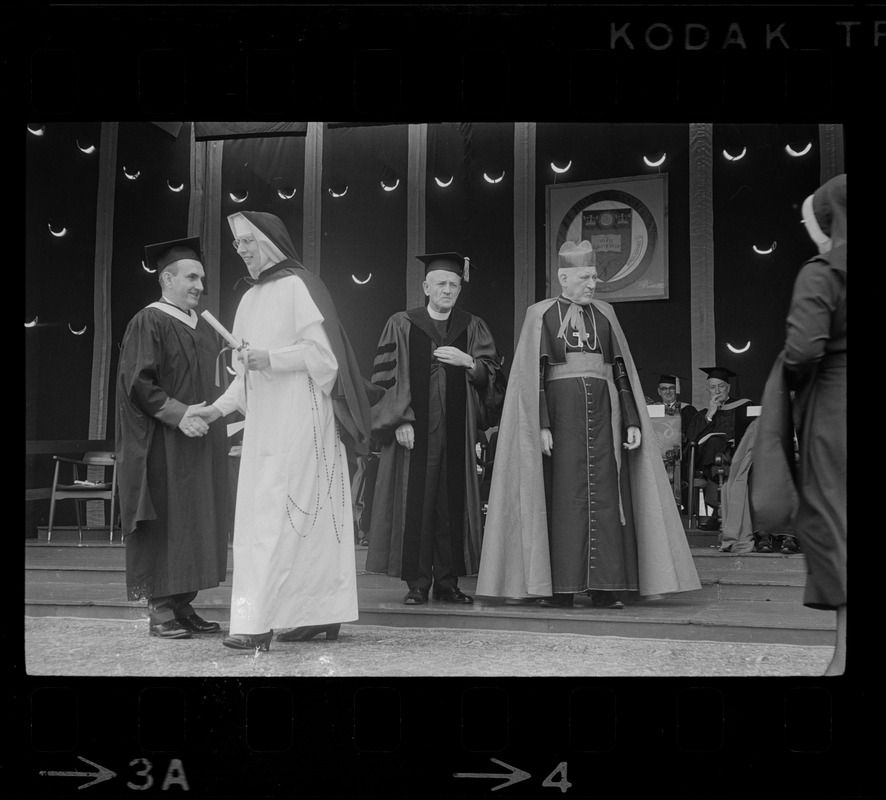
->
684 366 752 531
653 374 695 510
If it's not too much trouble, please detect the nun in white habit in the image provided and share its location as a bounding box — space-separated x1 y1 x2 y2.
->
198 211 360 650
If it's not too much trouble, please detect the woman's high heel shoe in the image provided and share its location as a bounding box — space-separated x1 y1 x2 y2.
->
275 623 341 642
222 631 272 651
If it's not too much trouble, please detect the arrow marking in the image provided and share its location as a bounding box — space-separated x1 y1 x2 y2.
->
40 756 116 789
454 758 532 791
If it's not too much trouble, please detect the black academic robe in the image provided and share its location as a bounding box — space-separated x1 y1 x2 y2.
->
365 306 504 579
115 306 229 600
684 398 752 476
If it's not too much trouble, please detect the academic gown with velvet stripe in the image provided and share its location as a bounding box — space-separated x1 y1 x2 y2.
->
365 307 503 580
115 303 230 601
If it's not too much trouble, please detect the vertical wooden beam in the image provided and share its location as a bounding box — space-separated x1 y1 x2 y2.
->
688 123 716 410
188 128 224 318
303 121 324 275
513 122 537 347
88 121 118 443
819 123 845 184
406 123 428 311
86 121 118 526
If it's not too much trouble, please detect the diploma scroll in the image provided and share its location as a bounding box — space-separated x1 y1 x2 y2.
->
201 310 252 389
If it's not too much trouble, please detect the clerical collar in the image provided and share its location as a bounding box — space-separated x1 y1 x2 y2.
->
427 306 452 321
558 294 593 307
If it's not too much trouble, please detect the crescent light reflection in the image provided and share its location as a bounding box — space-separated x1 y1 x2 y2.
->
229 191 248 203
643 153 667 167
483 171 505 184
785 142 812 157
167 180 185 192
69 324 87 335
123 167 140 180
723 147 747 161
752 242 777 255
551 160 572 174
48 224 67 237
277 188 297 199
351 273 372 284
727 341 751 354
381 179 400 192
434 176 453 188
25 317 39 327
328 186 349 198
27 124 45 136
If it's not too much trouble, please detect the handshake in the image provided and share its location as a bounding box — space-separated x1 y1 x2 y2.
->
177 402 223 438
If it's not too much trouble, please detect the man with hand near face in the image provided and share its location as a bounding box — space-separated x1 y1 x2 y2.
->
115 237 229 640
476 240 700 609
685 366 752 531
365 252 504 606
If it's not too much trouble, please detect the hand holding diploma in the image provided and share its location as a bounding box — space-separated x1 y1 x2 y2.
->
201 310 253 386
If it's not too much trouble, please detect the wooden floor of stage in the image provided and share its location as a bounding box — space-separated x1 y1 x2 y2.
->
25 520 834 647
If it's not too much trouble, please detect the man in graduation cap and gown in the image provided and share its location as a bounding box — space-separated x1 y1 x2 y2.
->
365 252 505 605
476 240 700 608
194 211 372 651
684 366 753 531
116 237 229 639
654 374 696 509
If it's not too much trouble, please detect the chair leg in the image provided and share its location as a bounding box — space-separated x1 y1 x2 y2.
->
109 495 115 542
47 496 56 542
74 500 83 544
48 460 62 542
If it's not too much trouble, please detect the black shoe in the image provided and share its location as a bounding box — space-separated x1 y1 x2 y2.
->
754 532 776 553
404 588 429 605
699 516 721 531
538 593 574 608
589 591 625 609
149 619 193 639
778 535 801 554
433 587 474 604
222 631 272 652
175 613 221 634
276 623 341 642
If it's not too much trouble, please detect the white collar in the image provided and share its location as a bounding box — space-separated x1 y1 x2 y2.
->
427 306 452 321
149 300 198 329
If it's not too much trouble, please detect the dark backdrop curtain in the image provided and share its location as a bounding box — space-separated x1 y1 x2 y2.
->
321 124 409 376
711 123 821 402
426 122 515 369
218 135 306 331
26 122 103 528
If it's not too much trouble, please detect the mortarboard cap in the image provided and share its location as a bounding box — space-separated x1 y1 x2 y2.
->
417 251 473 282
700 366 737 382
144 236 203 273
657 374 683 393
